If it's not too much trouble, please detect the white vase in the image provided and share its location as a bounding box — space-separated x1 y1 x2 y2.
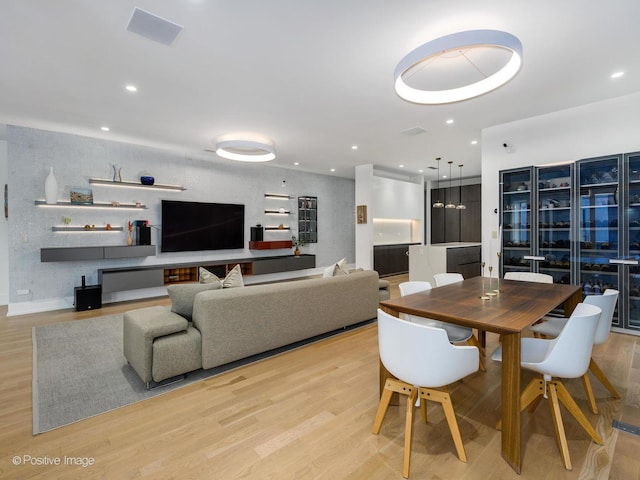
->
45 167 58 204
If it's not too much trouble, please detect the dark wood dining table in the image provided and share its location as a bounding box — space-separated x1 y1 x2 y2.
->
379 276 582 474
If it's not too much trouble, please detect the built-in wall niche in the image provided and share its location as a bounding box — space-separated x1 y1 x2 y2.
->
373 218 422 245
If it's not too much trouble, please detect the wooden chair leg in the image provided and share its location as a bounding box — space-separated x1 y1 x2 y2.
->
589 357 621 399
421 387 467 462
372 385 394 434
420 395 427 424
547 381 573 470
580 373 598 414
554 380 603 445
403 388 418 478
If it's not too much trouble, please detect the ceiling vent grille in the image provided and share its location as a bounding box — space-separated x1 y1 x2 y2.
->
126 7 183 46
400 126 427 136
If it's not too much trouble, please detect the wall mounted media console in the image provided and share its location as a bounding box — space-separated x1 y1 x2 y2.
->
98 254 316 294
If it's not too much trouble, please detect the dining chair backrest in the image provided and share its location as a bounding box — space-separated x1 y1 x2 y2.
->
377 309 478 388
398 281 432 296
522 303 601 379
584 289 618 345
504 272 553 283
434 273 464 287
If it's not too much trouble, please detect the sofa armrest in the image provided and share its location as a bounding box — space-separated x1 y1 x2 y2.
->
123 306 188 383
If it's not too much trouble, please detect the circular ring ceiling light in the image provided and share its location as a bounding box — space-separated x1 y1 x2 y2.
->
394 29 523 104
216 139 276 162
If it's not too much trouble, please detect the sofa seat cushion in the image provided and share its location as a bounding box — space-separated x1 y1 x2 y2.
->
152 326 202 382
123 306 190 383
378 279 391 301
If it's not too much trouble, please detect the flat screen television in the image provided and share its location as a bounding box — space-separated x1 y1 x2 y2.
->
161 200 245 252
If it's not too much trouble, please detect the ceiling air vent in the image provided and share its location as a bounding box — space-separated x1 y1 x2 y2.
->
400 127 427 136
126 7 183 46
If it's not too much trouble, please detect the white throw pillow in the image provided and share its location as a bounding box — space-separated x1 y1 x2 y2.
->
223 264 244 288
323 258 349 278
199 267 223 287
199 265 244 288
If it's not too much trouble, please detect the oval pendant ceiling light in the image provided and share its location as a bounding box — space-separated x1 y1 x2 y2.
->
215 138 276 162
394 29 523 104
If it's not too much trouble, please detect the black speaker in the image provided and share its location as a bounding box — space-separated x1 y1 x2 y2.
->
136 225 151 245
75 284 102 311
250 226 264 242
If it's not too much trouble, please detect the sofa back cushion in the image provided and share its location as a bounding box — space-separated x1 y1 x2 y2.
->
167 283 222 320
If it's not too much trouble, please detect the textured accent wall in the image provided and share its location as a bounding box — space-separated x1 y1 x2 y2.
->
7 126 354 310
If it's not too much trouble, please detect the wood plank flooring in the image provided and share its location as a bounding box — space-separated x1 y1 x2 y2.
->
1 275 639 479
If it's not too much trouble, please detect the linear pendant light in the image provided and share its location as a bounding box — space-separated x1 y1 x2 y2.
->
456 164 466 210
445 161 456 208
432 157 444 208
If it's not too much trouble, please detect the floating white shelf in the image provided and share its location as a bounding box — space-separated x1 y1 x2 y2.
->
89 178 186 191
52 226 124 232
35 200 147 209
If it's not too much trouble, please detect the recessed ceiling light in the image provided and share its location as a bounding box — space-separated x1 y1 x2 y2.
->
611 71 624 79
293 162 299 166
446 119 454 125
101 126 110 132
330 168 336 172
471 140 478 145
418 169 424 173
399 164 404 168
351 145 358 150
125 85 138 92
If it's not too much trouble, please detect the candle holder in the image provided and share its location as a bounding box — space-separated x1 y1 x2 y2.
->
480 262 490 300
487 265 497 296
494 252 502 293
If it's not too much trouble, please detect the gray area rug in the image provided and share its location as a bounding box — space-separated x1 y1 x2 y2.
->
32 313 373 434
32 314 217 434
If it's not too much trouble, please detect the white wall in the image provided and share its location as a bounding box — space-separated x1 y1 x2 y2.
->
481 92 640 271
7 126 356 315
0 140 8 305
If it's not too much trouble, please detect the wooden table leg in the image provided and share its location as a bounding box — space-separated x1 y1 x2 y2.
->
501 332 522 474
563 288 583 317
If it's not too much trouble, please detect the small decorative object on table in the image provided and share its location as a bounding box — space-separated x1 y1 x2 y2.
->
140 175 155 185
480 262 489 300
291 235 304 256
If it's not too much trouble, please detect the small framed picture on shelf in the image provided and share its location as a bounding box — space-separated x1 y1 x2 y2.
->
70 187 93 205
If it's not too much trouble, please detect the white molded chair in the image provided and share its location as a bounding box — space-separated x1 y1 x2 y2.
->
504 271 554 283
528 289 620 413
399 281 485 371
433 272 464 287
491 303 604 470
373 309 479 478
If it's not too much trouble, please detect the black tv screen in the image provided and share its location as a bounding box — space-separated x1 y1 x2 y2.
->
161 200 245 252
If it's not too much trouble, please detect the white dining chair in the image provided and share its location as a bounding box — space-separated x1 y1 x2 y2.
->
433 272 464 287
528 289 620 413
399 281 485 371
491 303 604 470
373 309 479 478
504 271 554 283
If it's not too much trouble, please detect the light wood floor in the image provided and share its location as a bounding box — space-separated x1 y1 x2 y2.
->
1 275 639 479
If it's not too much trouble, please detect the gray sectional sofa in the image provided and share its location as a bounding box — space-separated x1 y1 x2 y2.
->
123 269 381 387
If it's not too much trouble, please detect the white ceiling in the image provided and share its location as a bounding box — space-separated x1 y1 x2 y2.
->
1 1 639 180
